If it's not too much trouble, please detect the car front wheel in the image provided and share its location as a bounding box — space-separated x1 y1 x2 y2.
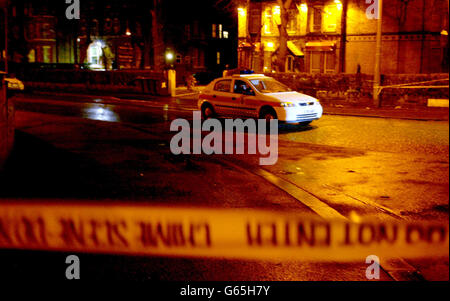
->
259 108 277 122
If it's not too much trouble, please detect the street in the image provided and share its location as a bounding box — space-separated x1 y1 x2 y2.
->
0 93 447 280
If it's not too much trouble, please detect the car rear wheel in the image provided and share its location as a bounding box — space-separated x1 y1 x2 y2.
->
201 103 216 119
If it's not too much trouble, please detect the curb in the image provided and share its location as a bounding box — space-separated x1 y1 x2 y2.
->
323 111 449 122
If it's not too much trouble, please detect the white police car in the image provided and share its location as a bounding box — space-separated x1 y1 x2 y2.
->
198 74 323 125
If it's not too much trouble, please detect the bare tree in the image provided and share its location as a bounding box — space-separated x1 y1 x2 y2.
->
151 0 164 71
274 0 293 72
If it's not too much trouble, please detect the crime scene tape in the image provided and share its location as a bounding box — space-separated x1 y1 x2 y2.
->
0 202 448 262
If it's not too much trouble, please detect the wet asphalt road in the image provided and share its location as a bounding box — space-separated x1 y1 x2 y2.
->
12 94 449 220
0 93 448 281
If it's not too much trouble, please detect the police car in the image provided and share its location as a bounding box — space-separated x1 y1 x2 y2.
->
198 74 323 125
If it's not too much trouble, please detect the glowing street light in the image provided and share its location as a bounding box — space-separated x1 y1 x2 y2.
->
166 52 174 61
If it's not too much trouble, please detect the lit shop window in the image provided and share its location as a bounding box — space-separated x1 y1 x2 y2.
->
88 41 103 67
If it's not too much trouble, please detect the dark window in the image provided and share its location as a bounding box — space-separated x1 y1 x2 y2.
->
234 80 253 95
249 9 261 34
313 7 322 32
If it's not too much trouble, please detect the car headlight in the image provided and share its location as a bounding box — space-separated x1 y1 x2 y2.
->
280 102 296 107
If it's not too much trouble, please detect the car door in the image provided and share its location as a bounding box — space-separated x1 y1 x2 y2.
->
211 79 234 116
231 79 259 118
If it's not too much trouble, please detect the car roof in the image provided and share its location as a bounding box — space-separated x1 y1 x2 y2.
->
216 74 270 81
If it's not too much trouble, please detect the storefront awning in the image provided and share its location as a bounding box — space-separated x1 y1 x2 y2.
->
287 41 304 56
305 41 336 51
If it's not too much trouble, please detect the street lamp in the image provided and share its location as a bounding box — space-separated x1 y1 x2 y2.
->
166 52 174 62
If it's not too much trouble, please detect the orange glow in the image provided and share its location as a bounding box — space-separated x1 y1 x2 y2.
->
238 7 247 37
300 3 308 13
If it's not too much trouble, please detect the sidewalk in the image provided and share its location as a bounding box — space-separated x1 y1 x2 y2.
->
175 85 206 97
322 103 449 121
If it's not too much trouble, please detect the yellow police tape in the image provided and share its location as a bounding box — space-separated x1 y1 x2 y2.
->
0 202 448 261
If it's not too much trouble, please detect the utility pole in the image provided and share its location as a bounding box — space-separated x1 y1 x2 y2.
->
373 0 383 107
339 0 348 73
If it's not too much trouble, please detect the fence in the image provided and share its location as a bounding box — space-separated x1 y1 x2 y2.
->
266 72 449 107
12 64 170 96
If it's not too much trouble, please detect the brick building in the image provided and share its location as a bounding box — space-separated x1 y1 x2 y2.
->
4 0 237 74
237 0 449 74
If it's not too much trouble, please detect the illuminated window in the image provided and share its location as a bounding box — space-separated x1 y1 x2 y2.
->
217 52 221 65
212 24 217 38
219 24 223 39
88 42 103 66
238 7 247 38
273 6 281 25
223 31 229 39
323 5 338 32
263 7 273 34
42 46 52 63
28 49 36 63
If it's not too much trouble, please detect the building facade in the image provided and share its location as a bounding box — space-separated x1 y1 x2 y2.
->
5 0 237 74
238 0 449 74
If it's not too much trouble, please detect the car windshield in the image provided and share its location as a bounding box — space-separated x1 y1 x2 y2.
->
250 78 292 93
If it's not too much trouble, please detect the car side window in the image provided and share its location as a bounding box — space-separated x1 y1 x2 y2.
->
234 80 254 95
214 80 232 93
